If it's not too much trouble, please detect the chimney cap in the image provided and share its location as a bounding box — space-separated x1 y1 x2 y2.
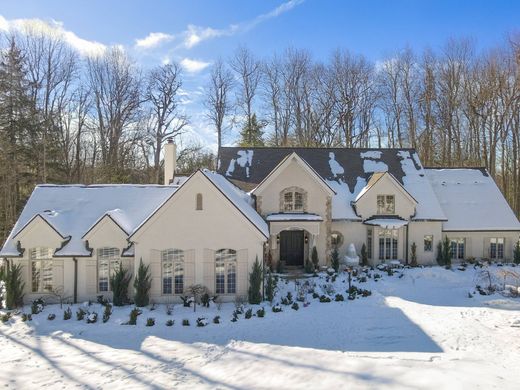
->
167 137 174 144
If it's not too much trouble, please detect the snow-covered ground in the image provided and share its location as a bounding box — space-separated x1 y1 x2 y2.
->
1 265 520 389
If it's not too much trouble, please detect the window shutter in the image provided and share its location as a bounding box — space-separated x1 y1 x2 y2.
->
203 249 215 293
184 249 196 291
52 259 64 292
149 250 161 296
237 249 249 296
86 259 97 294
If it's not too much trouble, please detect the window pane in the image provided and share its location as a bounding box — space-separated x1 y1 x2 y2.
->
294 192 303 211
490 242 497 259
32 261 41 292
98 259 109 292
367 229 372 259
227 263 236 294
424 235 433 252
174 263 184 294
392 238 398 259
386 196 395 214
377 196 384 214
284 192 293 212
162 260 173 294
42 261 53 291
458 241 464 259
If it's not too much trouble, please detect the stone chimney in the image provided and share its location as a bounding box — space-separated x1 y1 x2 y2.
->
164 138 176 185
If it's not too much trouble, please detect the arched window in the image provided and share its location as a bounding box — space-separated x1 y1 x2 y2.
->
215 249 237 294
281 187 306 212
196 193 203 210
30 247 53 292
97 247 121 292
161 249 184 294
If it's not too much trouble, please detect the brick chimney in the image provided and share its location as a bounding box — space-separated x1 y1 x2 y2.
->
164 138 176 185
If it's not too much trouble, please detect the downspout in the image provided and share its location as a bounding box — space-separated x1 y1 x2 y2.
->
405 224 409 265
73 257 78 304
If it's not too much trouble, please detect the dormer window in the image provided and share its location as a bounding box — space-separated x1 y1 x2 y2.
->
283 191 304 212
377 195 395 214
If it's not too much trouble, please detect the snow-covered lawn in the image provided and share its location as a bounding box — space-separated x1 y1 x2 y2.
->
1 265 520 389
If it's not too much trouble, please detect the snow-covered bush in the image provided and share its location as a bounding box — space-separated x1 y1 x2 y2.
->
166 319 174 327
272 305 282 313
231 310 239 322
127 308 141 325
256 307 265 318
291 302 299 310
196 317 208 327
331 248 340 273
1 312 12 323
86 312 98 324
166 304 173 315
182 319 190 326
21 313 31 322
146 317 155 327
200 293 211 308
181 296 192 307
186 284 207 312
213 315 220 324
47 313 56 321
31 298 45 315
264 272 276 303
102 304 112 323
244 308 253 319
319 295 331 303
335 294 344 301
76 307 86 321
63 307 72 320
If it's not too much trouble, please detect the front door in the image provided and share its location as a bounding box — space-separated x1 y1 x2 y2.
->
280 230 304 266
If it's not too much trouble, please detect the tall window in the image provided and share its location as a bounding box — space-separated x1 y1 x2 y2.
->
424 235 433 252
196 193 203 210
377 195 395 215
161 249 184 294
215 249 237 294
449 239 465 260
97 247 121 292
331 231 344 248
282 190 304 212
490 238 504 260
379 229 398 260
367 228 373 259
30 247 53 292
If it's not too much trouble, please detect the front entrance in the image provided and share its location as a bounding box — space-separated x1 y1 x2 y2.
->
280 230 304 266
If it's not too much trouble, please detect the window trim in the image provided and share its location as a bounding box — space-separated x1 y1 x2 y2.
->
424 235 433 252
377 194 395 215
280 187 306 213
378 229 399 261
449 238 465 260
215 248 237 295
30 247 54 293
490 238 505 260
161 248 185 295
97 247 121 293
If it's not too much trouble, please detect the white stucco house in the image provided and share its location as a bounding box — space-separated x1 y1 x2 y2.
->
1 141 519 303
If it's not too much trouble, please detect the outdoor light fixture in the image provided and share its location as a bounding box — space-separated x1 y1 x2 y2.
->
305 234 309 244
276 235 280 243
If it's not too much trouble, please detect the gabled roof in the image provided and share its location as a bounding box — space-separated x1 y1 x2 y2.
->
251 152 336 196
130 170 268 240
13 213 67 240
425 168 520 231
0 184 177 257
218 147 446 221
355 171 418 204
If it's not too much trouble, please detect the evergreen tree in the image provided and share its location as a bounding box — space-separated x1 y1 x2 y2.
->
133 259 152 307
248 257 262 304
264 271 276 303
110 263 131 306
311 246 319 271
410 242 418 267
360 243 368 266
238 113 264 146
442 236 452 268
331 247 340 272
436 241 443 265
2 263 25 309
513 240 520 265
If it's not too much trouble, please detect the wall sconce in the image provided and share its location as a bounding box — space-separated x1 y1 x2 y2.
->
305 234 309 244
276 235 280 244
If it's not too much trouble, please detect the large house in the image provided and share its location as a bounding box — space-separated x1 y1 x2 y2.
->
1 141 519 303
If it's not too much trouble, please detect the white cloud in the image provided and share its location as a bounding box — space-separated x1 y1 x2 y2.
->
0 14 106 57
180 58 211 73
135 32 174 49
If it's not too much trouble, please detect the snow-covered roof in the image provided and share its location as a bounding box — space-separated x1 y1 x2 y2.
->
266 213 323 222
0 185 178 257
364 218 409 229
201 170 268 238
425 168 520 231
219 147 446 221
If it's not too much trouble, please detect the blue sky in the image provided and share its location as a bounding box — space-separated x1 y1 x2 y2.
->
1 0 519 149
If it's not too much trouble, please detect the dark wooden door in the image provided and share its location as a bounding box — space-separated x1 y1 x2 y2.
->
280 230 304 266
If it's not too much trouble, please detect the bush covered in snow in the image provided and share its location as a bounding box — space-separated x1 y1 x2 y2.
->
272 305 282 313
86 312 98 324
165 319 174 327
47 313 56 321
146 317 155 327
319 295 331 303
1 312 12 323
196 317 208 327
213 315 220 324
76 307 86 321
182 319 190 326
256 307 265 317
102 304 112 323
244 308 253 319
291 302 299 311
31 298 45 315
335 294 344 302
21 313 31 322
63 307 72 320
